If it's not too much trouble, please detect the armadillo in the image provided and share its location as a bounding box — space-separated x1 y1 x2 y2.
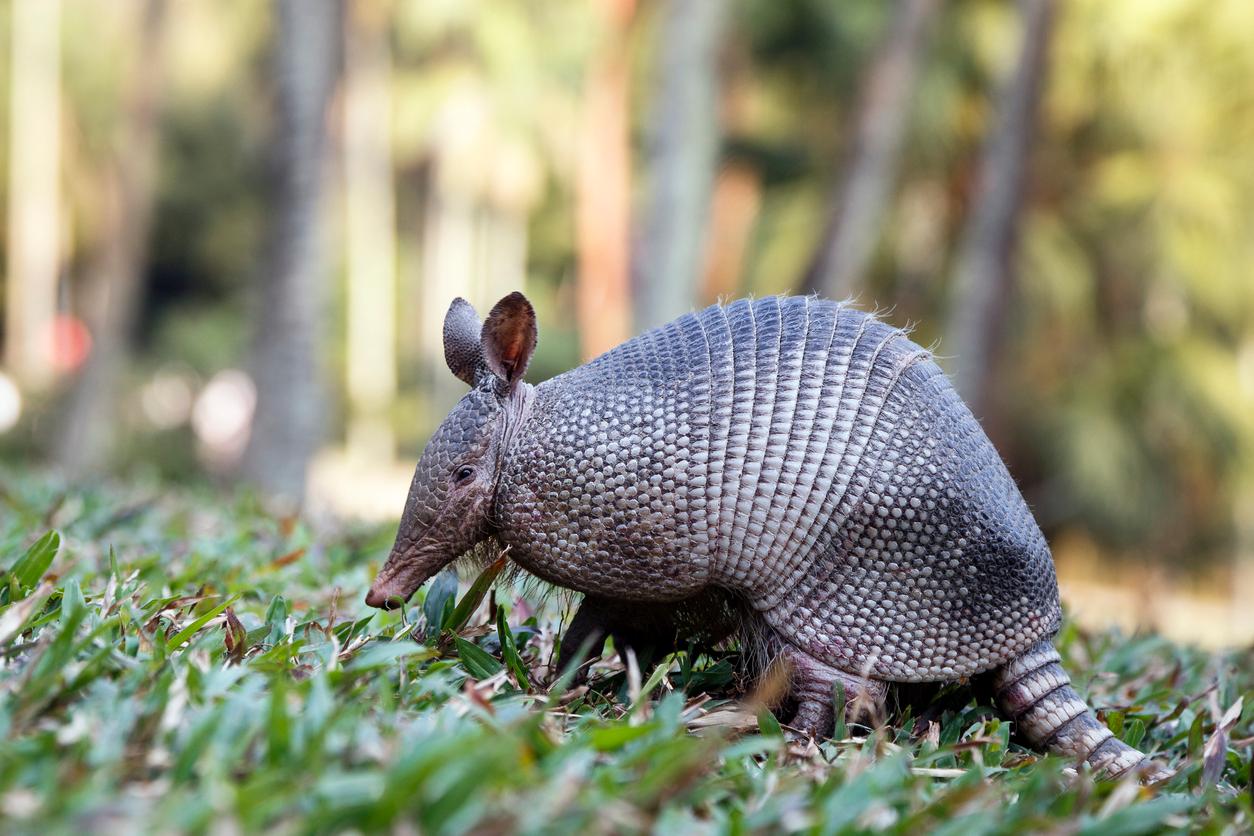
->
366 291 1162 780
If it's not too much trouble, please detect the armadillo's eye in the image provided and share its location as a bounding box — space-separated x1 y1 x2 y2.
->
454 465 475 484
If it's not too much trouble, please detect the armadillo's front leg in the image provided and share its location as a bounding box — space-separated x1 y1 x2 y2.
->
993 640 1169 781
781 645 888 739
554 596 680 681
554 599 609 681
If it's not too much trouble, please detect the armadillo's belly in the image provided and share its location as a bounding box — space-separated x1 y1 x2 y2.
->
695 298 1061 682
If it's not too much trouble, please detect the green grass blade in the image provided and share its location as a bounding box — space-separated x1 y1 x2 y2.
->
446 554 507 633
629 657 675 715
167 597 236 651
423 569 458 636
497 606 530 689
454 636 503 680
7 530 59 600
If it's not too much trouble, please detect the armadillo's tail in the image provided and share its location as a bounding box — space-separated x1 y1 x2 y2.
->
992 640 1169 782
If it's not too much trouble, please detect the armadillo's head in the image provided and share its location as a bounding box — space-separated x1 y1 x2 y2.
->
365 292 536 609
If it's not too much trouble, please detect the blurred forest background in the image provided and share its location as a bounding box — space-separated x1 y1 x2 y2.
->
0 0 1251 645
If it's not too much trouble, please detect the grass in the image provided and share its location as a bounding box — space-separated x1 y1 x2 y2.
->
0 471 1250 834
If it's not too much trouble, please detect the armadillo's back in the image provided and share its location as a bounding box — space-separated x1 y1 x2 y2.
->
498 296 1061 680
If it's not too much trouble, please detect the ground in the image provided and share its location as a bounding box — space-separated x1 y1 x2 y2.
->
0 472 1249 834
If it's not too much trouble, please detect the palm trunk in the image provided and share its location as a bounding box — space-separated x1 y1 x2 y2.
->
946 0 1055 415
418 158 474 421
56 0 166 475
633 0 728 331
241 0 341 504
344 0 397 464
801 0 942 300
574 0 634 361
5 0 62 390
700 161 762 305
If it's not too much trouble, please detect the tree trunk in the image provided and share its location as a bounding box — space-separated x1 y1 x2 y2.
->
419 158 474 419
1236 485 1254 644
801 0 942 300
241 0 341 504
55 0 166 475
633 0 728 331
574 0 634 361
5 0 62 390
700 161 761 305
945 0 1055 415
344 0 396 464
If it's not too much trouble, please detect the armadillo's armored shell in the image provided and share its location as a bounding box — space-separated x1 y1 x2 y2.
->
497 296 1061 682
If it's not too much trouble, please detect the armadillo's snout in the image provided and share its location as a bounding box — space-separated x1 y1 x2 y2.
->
364 584 404 609
364 560 412 609
365 541 448 610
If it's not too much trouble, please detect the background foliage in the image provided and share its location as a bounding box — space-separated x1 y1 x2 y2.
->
1 0 1250 575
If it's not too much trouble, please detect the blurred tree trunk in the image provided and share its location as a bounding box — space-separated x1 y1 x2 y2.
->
946 0 1055 416
343 0 396 464
801 0 941 300
700 161 762 305
241 0 341 504
1236 486 1254 639
419 160 475 415
56 0 166 475
634 0 728 331
5 0 62 390
699 38 757 305
575 0 634 361
477 206 528 309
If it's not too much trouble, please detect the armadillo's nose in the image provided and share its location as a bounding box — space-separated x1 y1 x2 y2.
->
365 542 440 609
364 584 402 610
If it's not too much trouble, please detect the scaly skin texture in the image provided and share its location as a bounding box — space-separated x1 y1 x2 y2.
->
368 293 1162 781
499 297 1060 680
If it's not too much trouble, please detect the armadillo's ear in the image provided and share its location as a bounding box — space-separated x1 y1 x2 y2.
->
481 291 537 387
443 297 483 386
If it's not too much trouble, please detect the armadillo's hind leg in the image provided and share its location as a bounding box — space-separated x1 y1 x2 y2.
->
780 645 888 740
993 640 1168 781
